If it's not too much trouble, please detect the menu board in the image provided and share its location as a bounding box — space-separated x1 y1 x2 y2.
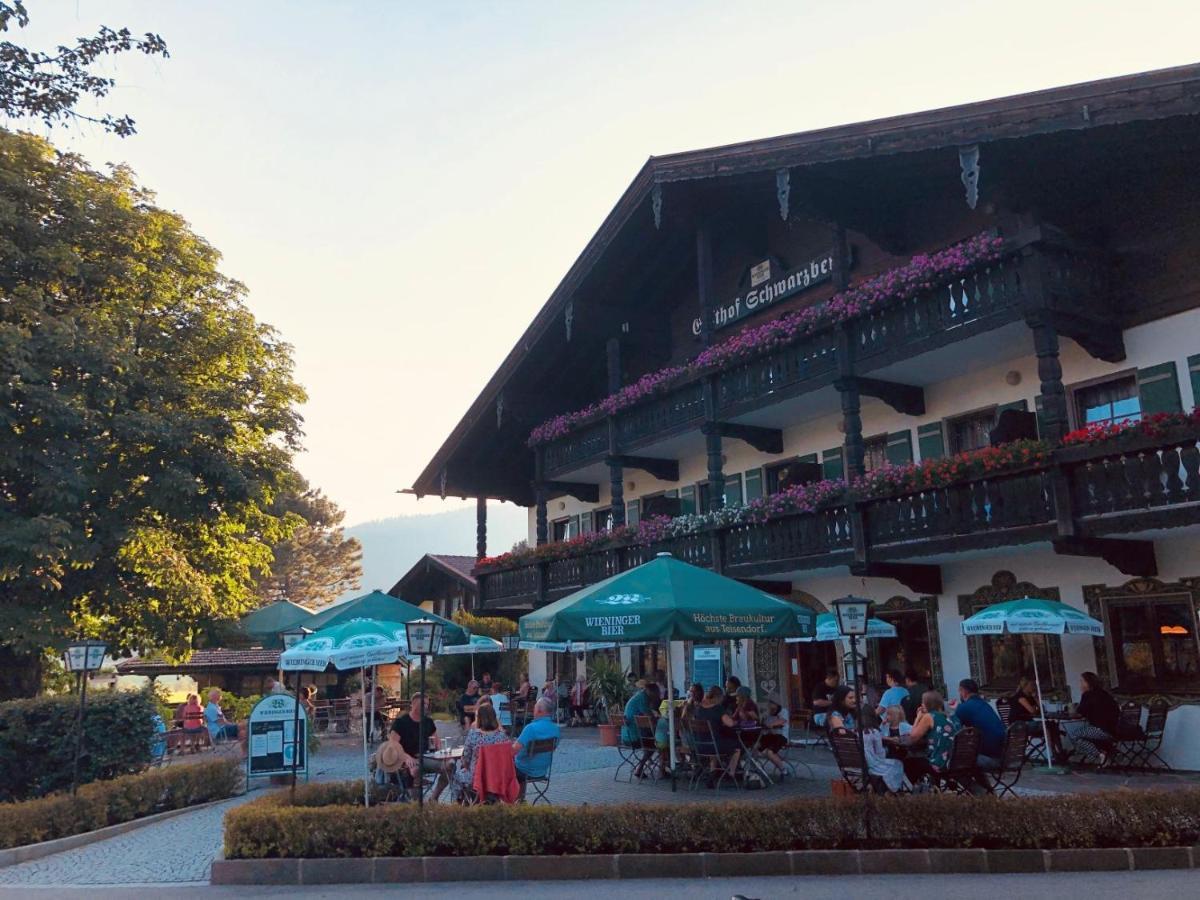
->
246 694 307 780
692 645 723 692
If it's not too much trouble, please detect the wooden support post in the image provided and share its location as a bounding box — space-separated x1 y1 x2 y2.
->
1028 312 1069 443
476 496 487 561
606 337 625 527
696 222 715 347
703 377 725 511
534 447 549 546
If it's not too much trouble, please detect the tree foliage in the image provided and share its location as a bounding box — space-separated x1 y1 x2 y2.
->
0 129 306 696
1 1 169 136
254 476 362 610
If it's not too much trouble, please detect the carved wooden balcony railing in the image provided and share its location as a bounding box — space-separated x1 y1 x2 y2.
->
480 425 1200 610
542 230 1106 478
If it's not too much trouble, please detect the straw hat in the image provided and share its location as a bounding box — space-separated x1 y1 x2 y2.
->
378 741 407 774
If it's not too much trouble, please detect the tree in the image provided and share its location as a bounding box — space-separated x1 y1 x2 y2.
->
255 477 362 609
1 1 168 136
0 129 306 698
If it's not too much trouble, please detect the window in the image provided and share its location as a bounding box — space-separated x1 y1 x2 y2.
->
1091 588 1200 693
679 485 697 515
591 508 612 532
1073 374 1140 428
863 435 888 473
744 468 764 502
697 481 712 512
552 518 569 542
724 473 744 508
947 408 997 454
766 458 820 494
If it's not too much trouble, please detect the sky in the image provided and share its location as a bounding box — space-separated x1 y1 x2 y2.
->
11 1 1200 526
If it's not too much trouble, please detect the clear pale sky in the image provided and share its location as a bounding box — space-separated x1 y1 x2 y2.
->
14 1 1200 526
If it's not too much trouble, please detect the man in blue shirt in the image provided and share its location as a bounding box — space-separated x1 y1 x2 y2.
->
876 669 909 716
513 697 560 799
955 678 1006 764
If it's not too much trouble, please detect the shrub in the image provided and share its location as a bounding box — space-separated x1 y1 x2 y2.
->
223 785 1200 859
0 758 241 850
0 688 158 802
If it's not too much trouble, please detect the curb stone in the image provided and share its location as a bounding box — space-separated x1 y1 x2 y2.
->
0 797 239 870
209 845 1200 884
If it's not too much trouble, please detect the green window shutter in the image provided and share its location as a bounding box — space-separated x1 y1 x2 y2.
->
1034 395 1048 438
568 515 581 538
821 447 844 481
664 488 679 498
625 500 640 526
744 468 763 502
679 485 696 515
997 399 1029 415
1189 354 1200 410
885 430 913 465
1138 362 1182 415
916 422 945 461
724 473 744 508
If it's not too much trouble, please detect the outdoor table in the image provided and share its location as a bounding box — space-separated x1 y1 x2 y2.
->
424 747 464 762
736 726 776 785
883 735 928 759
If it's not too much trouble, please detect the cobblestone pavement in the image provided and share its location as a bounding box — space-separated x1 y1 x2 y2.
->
2 723 1198 886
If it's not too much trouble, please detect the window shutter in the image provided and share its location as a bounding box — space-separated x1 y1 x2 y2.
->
679 485 696 515
744 468 763 502
1137 362 1183 415
1188 354 1200 409
821 447 844 481
625 500 640 526
798 453 818 464
885 430 913 465
1034 395 1048 438
917 422 945 461
568 515 581 538
724 473 744 508
581 513 594 534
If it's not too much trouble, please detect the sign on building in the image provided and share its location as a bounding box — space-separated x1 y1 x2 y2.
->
691 250 839 336
246 693 308 781
692 645 723 691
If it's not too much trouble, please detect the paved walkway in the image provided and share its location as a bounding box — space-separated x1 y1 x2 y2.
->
2 724 1197 886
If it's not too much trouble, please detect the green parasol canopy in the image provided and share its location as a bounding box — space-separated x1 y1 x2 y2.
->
239 600 314 646
306 590 468 645
518 554 815 643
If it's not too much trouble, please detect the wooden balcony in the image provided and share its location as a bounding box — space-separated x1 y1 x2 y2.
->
480 425 1200 611
541 229 1109 478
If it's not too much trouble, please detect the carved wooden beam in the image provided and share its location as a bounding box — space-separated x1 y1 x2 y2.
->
702 421 784 454
1053 537 1157 577
851 561 943 594
842 377 926 416
1047 311 1126 363
538 480 601 503
606 454 679 482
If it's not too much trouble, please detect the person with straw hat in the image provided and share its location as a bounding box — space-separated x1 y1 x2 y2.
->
372 736 413 796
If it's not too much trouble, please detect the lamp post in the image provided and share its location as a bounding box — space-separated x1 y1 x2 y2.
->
63 639 107 796
404 618 444 810
502 634 521 652
832 596 873 772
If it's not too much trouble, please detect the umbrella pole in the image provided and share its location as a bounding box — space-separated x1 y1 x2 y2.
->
362 665 370 808
370 665 377 742
666 639 676 793
1029 636 1055 773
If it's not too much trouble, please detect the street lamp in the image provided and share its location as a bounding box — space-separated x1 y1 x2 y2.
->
404 619 444 810
63 639 108 796
502 634 521 652
280 627 310 650
831 596 873 774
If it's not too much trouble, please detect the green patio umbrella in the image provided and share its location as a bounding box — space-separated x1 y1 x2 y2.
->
961 597 1105 773
306 590 469 645
519 554 815 772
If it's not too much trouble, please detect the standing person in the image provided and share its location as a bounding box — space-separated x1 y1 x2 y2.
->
811 670 839 728
955 679 1006 767
555 676 570 722
1066 671 1121 767
390 692 451 802
875 670 909 716
490 682 511 732
903 669 929 724
513 697 561 799
301 685 317 720
568 675 589 726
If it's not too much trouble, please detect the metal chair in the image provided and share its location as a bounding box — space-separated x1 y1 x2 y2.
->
689 719 739 790
983 721 1029 798
1114 701 1145 768
633 714 662 780
520 737 558 805
829 729 875 794
936 726 981 795
1130 700 1171 771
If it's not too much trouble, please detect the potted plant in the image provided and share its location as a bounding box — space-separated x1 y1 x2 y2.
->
588 656 632 747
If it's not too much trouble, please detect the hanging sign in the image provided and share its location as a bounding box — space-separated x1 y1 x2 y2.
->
246 694 308 780
692 645 723 691
692 250 839 336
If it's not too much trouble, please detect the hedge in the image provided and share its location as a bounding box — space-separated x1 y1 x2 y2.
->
0 758 241 850
224 782 1200 859
0 689 157 802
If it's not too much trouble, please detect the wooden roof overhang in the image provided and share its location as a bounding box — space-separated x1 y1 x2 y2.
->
411 64 1200 505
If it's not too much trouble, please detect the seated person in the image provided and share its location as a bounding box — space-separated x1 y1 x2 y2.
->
903 690 960 786
827 685 858 733
203 689 239 742
513 697 561 798
693 685 741 785
390 692 450 801
450 703 510 802
876 669 909 716
1065 671 1120 767
456 680 481 728
902 669 928 724
490 683 512 731
1006 676 1040 722
723 675 742 713
955 679 1005 767
861 708 905 794
880 704 913 758
623 683 661 778
811 670 839 727
372 733 414 796
759 698 790 775
181 694 205 733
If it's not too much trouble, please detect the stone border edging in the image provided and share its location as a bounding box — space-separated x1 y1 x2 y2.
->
0 796 239 870
211 845 1199 884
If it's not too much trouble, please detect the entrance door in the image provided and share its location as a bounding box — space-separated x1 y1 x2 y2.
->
785 641 837 716
870 604 936 688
